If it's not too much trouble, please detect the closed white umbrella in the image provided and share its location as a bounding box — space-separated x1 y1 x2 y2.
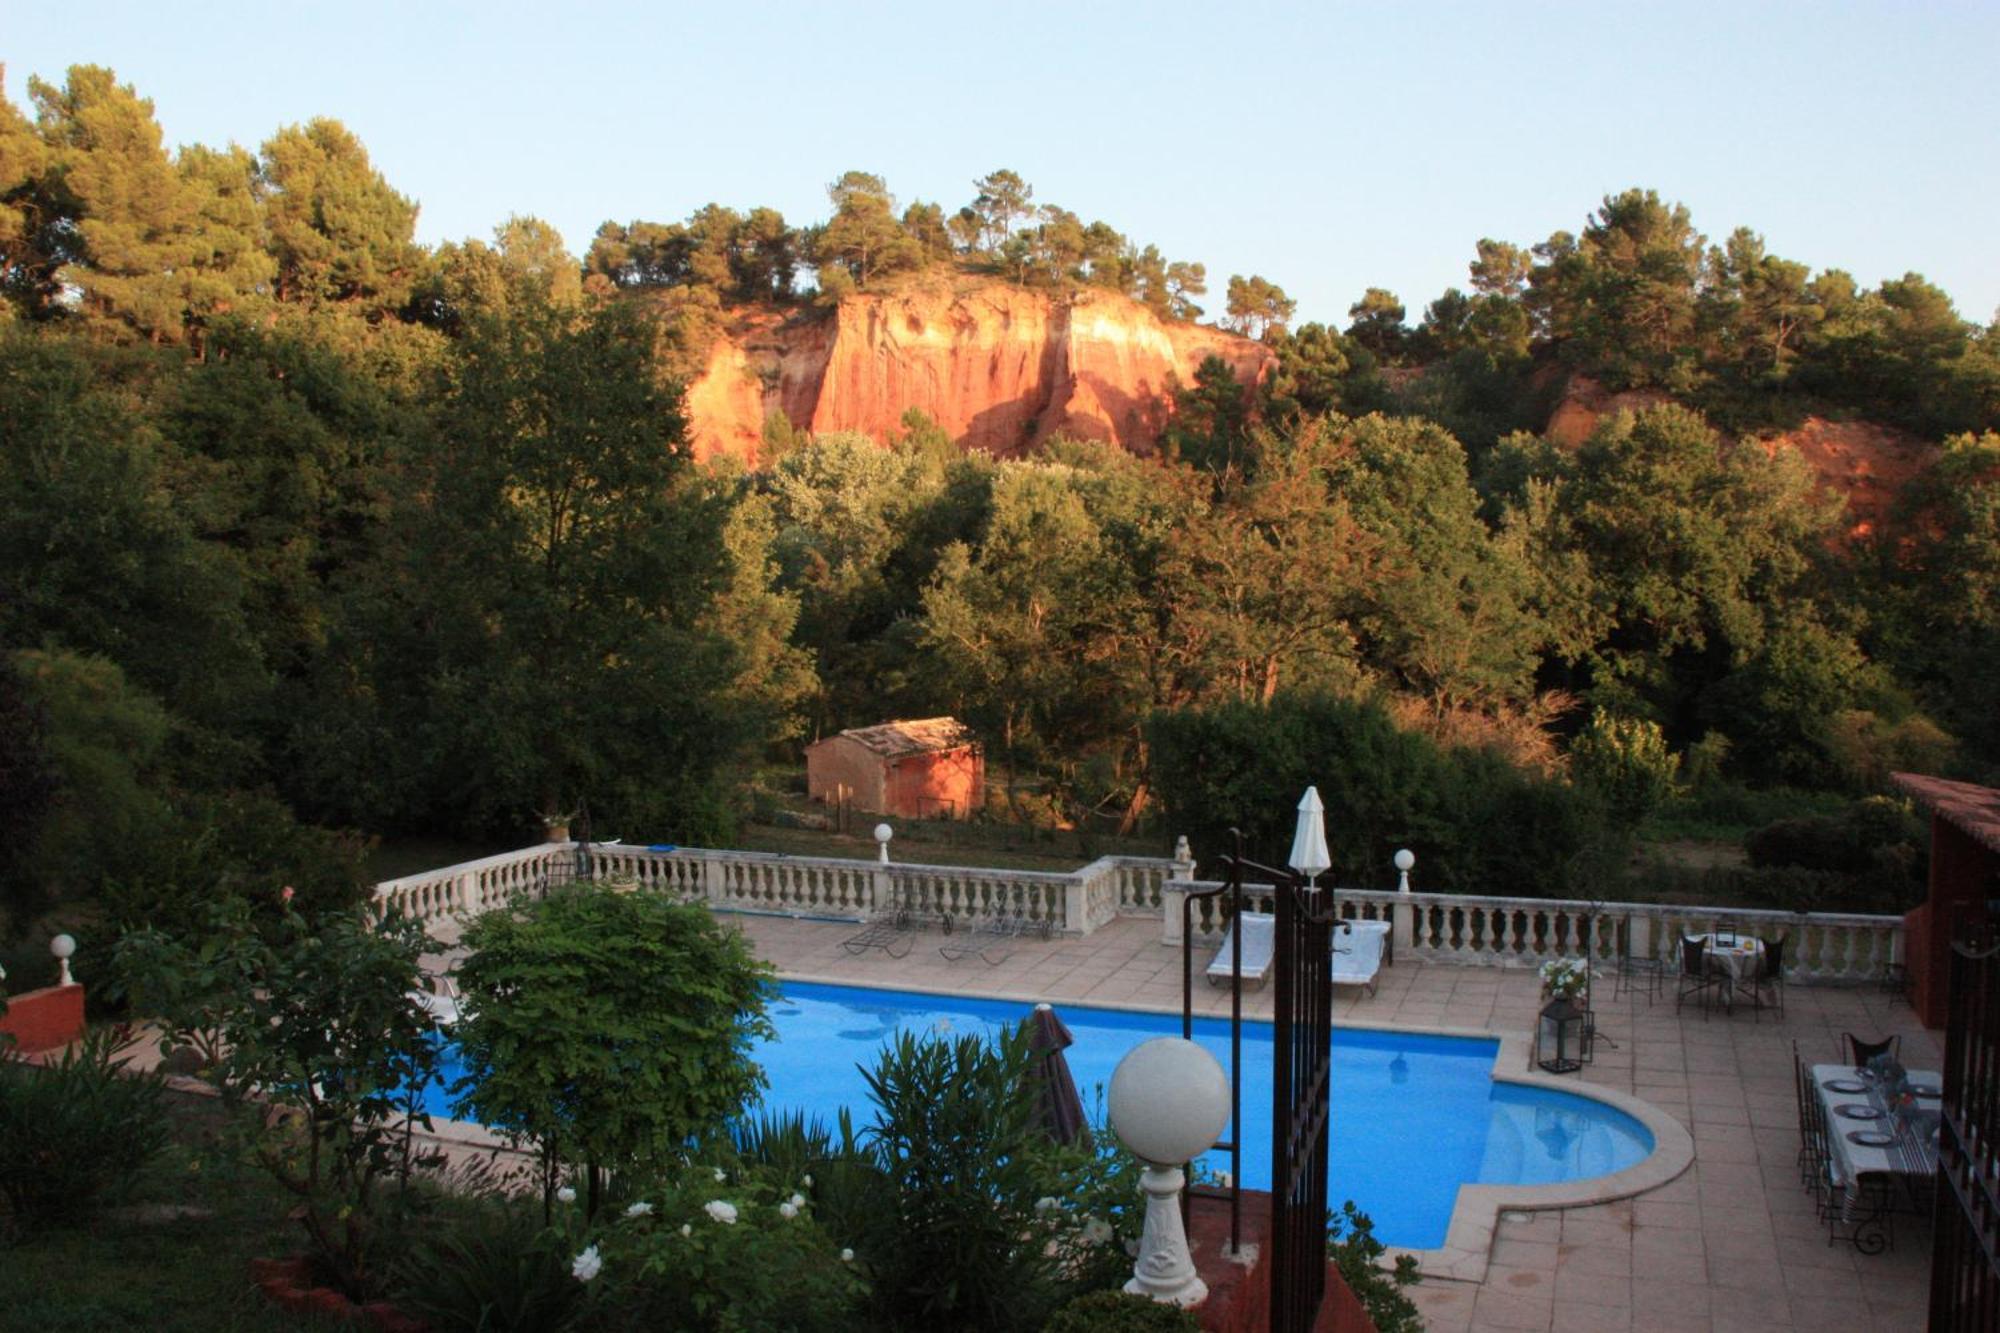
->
1288 785 1332 889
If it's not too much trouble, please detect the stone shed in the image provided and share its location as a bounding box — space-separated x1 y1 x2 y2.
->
805 718 984 821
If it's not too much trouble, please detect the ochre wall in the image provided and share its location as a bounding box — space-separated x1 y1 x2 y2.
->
0 983 86 1053
805 736 887 813
885 748 984 820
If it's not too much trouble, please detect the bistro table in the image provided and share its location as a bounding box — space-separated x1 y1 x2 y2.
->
1693 932 1764 1010
1810 1062 1942 1253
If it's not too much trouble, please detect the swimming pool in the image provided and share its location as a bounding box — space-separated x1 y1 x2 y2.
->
426 981 1653 1250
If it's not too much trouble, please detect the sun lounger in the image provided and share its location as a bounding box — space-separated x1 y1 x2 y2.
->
1207 911 1276 987
1332 920 1390 997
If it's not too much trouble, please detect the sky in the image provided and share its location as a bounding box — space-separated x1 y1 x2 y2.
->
8 1 1998 328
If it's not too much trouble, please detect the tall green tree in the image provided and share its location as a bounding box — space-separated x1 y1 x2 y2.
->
1223 273 1295 340
367 295 747 837
27 65 204 341
259 118 420 310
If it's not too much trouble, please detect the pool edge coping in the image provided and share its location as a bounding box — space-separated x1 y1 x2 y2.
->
773 970 1697 1286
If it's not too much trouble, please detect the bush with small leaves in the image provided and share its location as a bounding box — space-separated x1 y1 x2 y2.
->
1041 1289 1202 1332
0 1027 169 1235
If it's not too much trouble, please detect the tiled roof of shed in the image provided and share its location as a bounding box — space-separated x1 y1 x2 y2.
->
833 717 974 759
1893 772 2000 856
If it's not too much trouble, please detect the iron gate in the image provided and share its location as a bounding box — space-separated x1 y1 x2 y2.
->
1224 832 1337 1333
1931 930 2000 1330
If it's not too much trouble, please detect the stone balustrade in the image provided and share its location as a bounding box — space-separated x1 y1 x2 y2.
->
370 843 1904 984
1160 879 1902 984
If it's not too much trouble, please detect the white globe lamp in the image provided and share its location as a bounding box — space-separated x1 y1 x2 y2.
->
1108 1036 1231 1306
1394 848 1415 894
51 932 77 987
873 822 893 865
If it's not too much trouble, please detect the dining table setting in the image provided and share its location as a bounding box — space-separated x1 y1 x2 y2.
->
1810 1057 1942 1253
1691 930 1765 1012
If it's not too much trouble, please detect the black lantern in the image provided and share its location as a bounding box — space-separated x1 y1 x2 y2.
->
1538 996 1586 1074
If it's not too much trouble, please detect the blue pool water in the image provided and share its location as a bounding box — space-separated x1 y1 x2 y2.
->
427 981 1652 1249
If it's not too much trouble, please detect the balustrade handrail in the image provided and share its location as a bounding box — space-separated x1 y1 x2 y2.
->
369 844 1903 983
1163 878 1903 929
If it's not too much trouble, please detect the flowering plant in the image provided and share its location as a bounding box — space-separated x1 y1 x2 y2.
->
1538 958 1589 1000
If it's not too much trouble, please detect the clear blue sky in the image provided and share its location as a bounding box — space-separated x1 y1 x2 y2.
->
9 1 1998 327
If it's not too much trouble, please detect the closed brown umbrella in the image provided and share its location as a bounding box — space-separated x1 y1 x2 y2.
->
1023 1002 1090 1148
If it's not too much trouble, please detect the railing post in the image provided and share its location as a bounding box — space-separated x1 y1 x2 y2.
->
1631 912 1654 965
1064 876 1089 936
1161 883 1188 947
701 853 726 906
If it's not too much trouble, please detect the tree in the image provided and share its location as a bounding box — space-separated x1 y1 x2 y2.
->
0 70 58 319
453 884 775 1218
379 294 749 838
1320 415 1541 711
259 118 421 309
1345 288 1408 364
818 170 920 287
28 65 201 341
968 168 1033 253
1223 273 1295 340
1560 189 1707 389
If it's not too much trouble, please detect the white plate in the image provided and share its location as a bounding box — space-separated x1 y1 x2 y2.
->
1824 1079 1868 1094
1847 1130 1894 1148
1835 1103 1883 1121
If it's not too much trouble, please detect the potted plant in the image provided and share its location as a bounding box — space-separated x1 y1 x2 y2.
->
1538 958 1589 1003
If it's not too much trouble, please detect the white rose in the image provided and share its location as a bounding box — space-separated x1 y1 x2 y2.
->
713 1168 728 1183
571 1245 602 1282
840 1248 855 1263
1034 1196 1058 1213
789 1192 805 1208
1081 1218 1113 1246
625 1201 652 1218
680 1223 692 1237
801 1173 814 1187
779 1201 799 1219
555 1186 577 1205
704 1199 739 1225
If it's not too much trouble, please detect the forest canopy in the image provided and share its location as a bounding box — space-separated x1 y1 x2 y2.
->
2 63 1996 935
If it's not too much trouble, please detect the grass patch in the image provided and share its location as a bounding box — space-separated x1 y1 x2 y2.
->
0 1095 324 1331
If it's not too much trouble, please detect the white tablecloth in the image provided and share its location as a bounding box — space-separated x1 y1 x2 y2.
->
1695 932 1764 984
1811 1063 1941 1219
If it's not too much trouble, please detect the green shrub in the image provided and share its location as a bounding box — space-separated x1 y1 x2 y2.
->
583 1159 864 1333
0 1027 169 1234
1326 1202 1421 1333
453 883 775 1221
393 1197 584 1333
113 894 441 1298
1746 795 1927 893
1148 690 1600 896
1041 1289 1201 1332
1569 709 1681 825
851 1027 1137 1332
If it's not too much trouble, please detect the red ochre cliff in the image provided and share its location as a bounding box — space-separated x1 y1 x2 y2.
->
681 280 1274 464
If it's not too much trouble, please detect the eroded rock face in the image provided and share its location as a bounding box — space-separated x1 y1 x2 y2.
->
683 282 1272 464
1543 374 1935 539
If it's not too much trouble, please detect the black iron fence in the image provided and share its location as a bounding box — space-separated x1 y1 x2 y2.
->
1931 931 2000 1330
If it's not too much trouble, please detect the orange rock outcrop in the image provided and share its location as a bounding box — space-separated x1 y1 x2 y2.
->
682 281 1272 464
1543 374 1934 539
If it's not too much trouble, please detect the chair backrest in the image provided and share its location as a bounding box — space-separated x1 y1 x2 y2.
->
1763 935 1787 981
1845 1032 1900 1067
1680 935 1705 978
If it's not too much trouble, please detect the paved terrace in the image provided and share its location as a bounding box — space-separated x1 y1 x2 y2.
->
715 911 1937 1333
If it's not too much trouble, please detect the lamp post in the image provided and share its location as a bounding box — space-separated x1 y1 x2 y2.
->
873 822 893 865
1394 848 1414 894
1108 1036 1232 1307
51 933 76 987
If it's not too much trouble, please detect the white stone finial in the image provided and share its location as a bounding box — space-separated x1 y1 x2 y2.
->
873 823 893 865
51 933 77 987
1394 848 1415 894
1171 835 1193 875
